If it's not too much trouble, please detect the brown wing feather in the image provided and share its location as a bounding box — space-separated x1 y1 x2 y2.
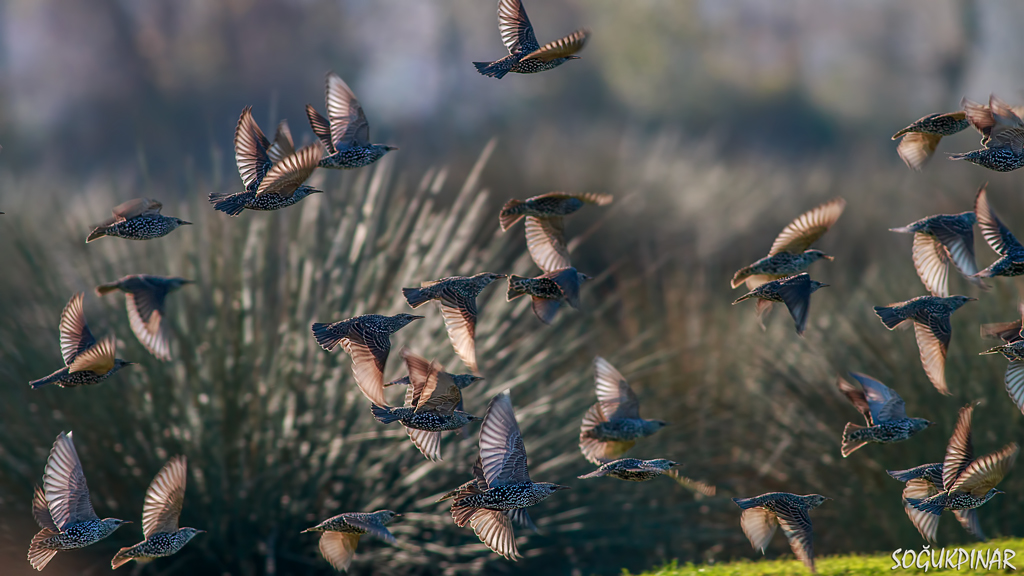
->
769 198 846 256
59 293 96 366
522 29 590 62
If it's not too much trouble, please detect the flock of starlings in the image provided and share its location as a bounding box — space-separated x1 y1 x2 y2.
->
11 1 1024 573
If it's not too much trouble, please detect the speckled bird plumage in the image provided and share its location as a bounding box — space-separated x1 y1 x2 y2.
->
28 432 129 571
949 95 1024 172
29 293 133 389
96 275 192 361
579 357 667 465
890 209 985 296
86 198 190 242
403 273 505 373
972 186 1024 278
305 72 396 170
733 273 828 336
887 463 987 543
303 510 399 572
506 267 590 324
873 294 974 395
892 111 969 170
474 0 589 79
440 392 569 560
733 493 829 574
979 309 1024 414
836 372 932 457
906 404 1018 518
576 458 715 494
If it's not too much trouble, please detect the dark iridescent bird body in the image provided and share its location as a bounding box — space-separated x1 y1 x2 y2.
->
583 419 663 443
29 293 133 389
579 357 667 465
578 458 676 482
403 273 505 373
837 372 932 457
873 294 974 395
733 273 828 336
28 432 129 570
371 406 478 432
973 186 1024 278
311 313 422 400
96 275 192 361
507 267 589 324
733 493 829 573
888 463 986 543
906 404 1018 517
210 109 323 216
890 210 985 296
305 72 396 170
474 0 589 79
303 510 399 572
979 313 1024 414
87 198 190 242
950 95 1024 172
311 315 423 352
733 251 830 287
112 531 201 567
892 111 969 170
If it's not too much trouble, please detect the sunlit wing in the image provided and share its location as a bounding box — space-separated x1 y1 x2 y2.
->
142 456 187 538
768 198 846 255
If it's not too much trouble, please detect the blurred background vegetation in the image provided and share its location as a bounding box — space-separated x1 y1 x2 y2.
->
0 0 1023 574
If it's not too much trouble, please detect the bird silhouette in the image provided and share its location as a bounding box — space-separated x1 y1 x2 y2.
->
305 72 397 169
836 372 932 457
302 510 400 572
733 273 829 336
887 463 986 543
96 275 192 361
892 111 970 171
86 198 190 242
733 493 829 574
474 0 590 79
579 357 667 465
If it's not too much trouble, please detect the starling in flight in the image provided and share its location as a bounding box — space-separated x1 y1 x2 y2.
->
873 294 975 395
311 313 423 406
440 391 570 560
369 349 482 461
111 456 204 569
506 267 590 324
474 0 590 79
972 185 1024 278
29 293 134 389
499 192 613 273
892 111 970 171
402 272 506 374
733 273 829 336
303 510 400 572
28 432 130 571
906 404 1018 516
86 198 190 242
836 372 932 457
890 206 986 297
579 357 667 465
732 492 829 574
980 302 1024 343
731 198 845 290
305 72 397 170
209 107 324 216
950 95 1024 172
96 275 192 361
578 458 716 495
979 305 1024 415
887 463 986 543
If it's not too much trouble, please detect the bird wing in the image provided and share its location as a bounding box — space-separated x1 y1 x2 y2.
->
341 324 390 407
739 507 778 553
44 432 98 531
470 508 520 560
578 403 635 465
776 274 813 336
142 456 187 538
776 504 816 573
545 267 582 309
318 532 360 572
981 319 1024 343
531 297 562 325
32 485 59 532
343 515 397 544
479 391 531 487
497 0 538 55
112 198 163 221
1006 360 1024 415
234 106 272 189
522 29 590 62
664 470 717 496
961 97 997 140
930 219 981 279
525 216 572 274
768 198 846 255
951 443 1019 497
438 287 479 374
943 404 975 492
986 95 1024 152
402 348 436 408
66 336 116 374
952 509 986 541
848 372 906 422
911 233 950 297
255 142 323 198
896 132 943 171
526 191 614 205
913 318 949 395
836 376 874 425
59 292 96 366
325 72 370 148
902 477 941 543
417 382 463 415
267 119 296 165
305 104 336 155
506 507 537 531
975 185 1023 256
593 356 641 420
125 280 170 361
407 427 442 461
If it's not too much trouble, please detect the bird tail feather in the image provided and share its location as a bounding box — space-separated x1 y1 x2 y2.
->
402 287 432 308
907 494 947 516
95 282 120 296
473 61 508 79
311 322 347 351
86 226 107 243
506 276 528 301
498 199 525 230
208 191 247 216
889 225 914 234
110 547 135 570
841 422 870 457
370 404 402 424
577 469 606 479
873 306 909 330
27 529 59 571
29 375 53 389
730 266 753 289
731 496 759 510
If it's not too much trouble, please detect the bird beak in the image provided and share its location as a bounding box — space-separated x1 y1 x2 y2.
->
181 221 193 226
822 254 835 261
196 529 207 534
124 362 137 367
994 489 1005 495
472 376 486 382
567 55 581 60
820 283 831 288
966 297 978 301
494 274 508 279
410 315 425 320
311 189 324 194
394 513 404 518
301 528 314 534
555 485 572 491
181 279 195 285
386 145 400 151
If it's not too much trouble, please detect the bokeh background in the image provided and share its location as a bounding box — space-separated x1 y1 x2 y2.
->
1 0 1023 574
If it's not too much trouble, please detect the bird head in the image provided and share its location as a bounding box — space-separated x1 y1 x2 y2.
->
645 419 669 433
174 218 193 226
809 280 830 293
949 295 977 310
476 272 508 284
909 418 934 433
535 482 571 496
454 374 486 388
393 313 425 327
179 527 206 542
648 459 678 470
167 278 194 291
375 510 402 524
103 518 131 531
578 271 592 283
113 359 135 371
805 249 834 262
380 144 399 153
805 494 831 508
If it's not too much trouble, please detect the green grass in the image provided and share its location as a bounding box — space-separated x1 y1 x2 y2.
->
633 538 1024 575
